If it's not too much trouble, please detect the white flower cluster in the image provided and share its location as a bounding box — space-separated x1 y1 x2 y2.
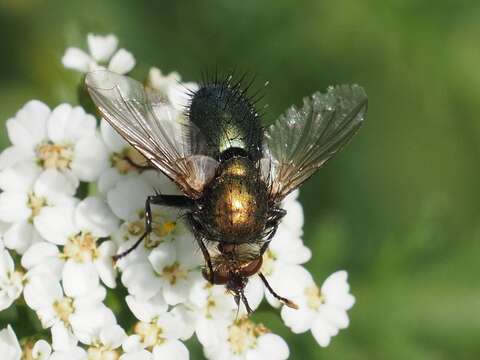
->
0 33 355 360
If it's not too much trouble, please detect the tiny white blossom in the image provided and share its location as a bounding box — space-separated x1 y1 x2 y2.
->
0 169 76 254
30 339 52 360
23 275 116 346
1 100 108 185
124 295 190 360
0 325 21 360
204 317 289 360
84 323 126 359
34 196 119 290
147 67 198 111
281 269 355 347
0 246 24 311
62 33 135 74
97 119 145 194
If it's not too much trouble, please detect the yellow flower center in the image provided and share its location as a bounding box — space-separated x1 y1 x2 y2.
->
87 346 120 360
228 317 269 355
111 148 146 174
62 232 99 262
305 285 325 310
153 221 176 238
27 193 47 219
53 297 74 324
162 261 187 285
260 249 277 276
36 142 73 171
134 320 165 350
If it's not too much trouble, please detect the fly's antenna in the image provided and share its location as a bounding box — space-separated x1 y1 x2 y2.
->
259 272 298 309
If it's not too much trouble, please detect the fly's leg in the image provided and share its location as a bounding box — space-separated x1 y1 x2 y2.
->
186 213 214 284
113 194 192 262
197 237 214 284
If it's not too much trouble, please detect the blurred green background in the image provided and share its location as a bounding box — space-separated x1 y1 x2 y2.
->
1 0 480 359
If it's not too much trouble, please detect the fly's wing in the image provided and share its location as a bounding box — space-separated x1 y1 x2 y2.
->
263 84 367 202
85 70 218 198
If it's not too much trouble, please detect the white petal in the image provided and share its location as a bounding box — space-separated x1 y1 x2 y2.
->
108 49 135 74
6 100 49 150
62 260 99 298
4 221 38 254
107 177 151 221
21 242 59 269
311 316 333 347
148 242 176 274
0 161 41 193
100 118 128 153
99 324 126 349
0 325 21 360
62 47 93 72
121 262 161 300
47 104 96 144
75 197 118 237
120 350 152 360
241 276 264 313
32 339 52 360
98 168 124 195
152 339 188 360
34 169 77 200
0 145 33 170
280 305 315 334
87 34 118 62
71 134 109 182
70 304 116 344
0 192 30 223
125 293 167 322
247 333 289 360
23 276 62 311
51 322 78 351
34 204 76 245
94 241 117 288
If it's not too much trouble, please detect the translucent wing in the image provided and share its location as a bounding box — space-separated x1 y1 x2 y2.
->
85 70 218 198
263 84 367 201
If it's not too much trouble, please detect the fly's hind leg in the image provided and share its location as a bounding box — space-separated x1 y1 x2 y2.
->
113 194 193 262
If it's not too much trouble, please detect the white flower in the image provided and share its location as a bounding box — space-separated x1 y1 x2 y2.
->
0 325 21 360
147 240 202 305
0 169 76 254
0 246 24 311
123 295 190 360
62 33 135 74
34 196 119 290
281 269 355 347
29 340 52 360
84 323 126 359
203 317 289 360
23 275 116 346
147 67 198 111
1 100 108 185
97 119 145 194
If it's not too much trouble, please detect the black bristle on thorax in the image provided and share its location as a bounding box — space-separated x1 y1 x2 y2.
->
186 70 265 162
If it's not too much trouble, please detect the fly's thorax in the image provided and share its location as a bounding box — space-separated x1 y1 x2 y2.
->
188 82 263 161
201 157 268 243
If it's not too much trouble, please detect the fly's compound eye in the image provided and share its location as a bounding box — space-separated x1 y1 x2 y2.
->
202 267 230 285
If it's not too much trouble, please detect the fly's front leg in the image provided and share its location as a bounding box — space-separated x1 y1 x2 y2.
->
113 194 192 262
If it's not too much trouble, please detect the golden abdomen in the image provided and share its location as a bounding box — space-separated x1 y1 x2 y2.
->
205 157 268 243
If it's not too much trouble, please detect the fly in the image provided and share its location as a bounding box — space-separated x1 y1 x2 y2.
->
85 70 367 313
